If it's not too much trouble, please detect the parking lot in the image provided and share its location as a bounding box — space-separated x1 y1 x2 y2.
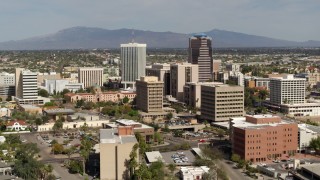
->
161 150 196 165
38 132 81 149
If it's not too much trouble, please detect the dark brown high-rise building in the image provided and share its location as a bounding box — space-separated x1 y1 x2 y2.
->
188 34 213 82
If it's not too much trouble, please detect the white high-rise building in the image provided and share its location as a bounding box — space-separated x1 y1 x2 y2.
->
78 67 104 88
269 74 306 105
16 69 38 100
121 43 146 89
14 68 49 105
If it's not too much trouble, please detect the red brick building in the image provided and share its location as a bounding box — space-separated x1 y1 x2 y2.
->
230 115 298 163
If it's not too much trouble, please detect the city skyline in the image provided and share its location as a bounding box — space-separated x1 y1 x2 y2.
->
0 0 320 42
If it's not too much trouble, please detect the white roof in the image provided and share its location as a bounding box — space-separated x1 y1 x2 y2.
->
145 151 164 163
120 43 147 47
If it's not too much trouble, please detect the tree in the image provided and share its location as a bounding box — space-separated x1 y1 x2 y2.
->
61 89 71 96
52 120 63 133
83 102 95 110
258 89 268 100
76 99 85 108
122 96 129 104
217 129 225 140
166 112 173 120
149 160 165 180
44 101 55 107
39 89 49 97
52 143 64 154
128 144 139 178
68 160 83 174
35 118 43 125
167 163 176 174
14 143 43 179
231 154 241 163
6 96 12 101
80 137 93 176
135 163 152 180
309 136 320 152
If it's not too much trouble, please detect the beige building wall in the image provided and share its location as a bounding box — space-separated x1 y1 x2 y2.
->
136 76 163 112
170 63 198 101
184 82 223 108
145 63 171 95
37 72 61 85
201 85 244 122
100 142 137 180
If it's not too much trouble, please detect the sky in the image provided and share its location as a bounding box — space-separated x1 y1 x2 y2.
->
0 0 319 42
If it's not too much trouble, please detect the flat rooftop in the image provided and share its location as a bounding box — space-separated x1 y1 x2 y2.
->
145 151 164 163
116 119 152 129
100 129 137 144
231 115 295 130
43 108 75 115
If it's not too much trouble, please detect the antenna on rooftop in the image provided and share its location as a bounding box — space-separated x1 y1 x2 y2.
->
131 29 135 43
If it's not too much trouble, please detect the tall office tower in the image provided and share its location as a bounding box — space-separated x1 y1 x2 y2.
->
0 72 15 100
201 84 244 122
121 43 147 89
145 63 170 95
15 68 38 100
136 76 163 112
78 67 104 88
100 128 138 180
188 34 213 82
170 63 198 101
269 74 306 105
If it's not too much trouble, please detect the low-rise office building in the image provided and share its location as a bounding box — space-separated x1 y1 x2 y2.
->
230 115 298 163
298 124 320 151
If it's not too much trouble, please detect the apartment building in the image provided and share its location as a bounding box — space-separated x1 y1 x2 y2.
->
201 84 244 122
100 128 138 180
269 74 306 105
170 63 198 101
78 67 104 88
230 115 298 163
136 76 163 112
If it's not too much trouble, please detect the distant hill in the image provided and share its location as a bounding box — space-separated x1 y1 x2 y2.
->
0 26 319 50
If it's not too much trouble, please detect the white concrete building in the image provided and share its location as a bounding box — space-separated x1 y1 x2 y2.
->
281 103 320 117
180 166 210 180
121 43 147 89
42 79 84 94
298 124 319 151
269 74 306 105
37 119 110 132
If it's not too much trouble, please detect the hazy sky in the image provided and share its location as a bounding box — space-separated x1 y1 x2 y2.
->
0 0 319 42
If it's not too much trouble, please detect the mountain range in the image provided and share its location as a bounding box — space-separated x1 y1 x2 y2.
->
0 26 319 50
